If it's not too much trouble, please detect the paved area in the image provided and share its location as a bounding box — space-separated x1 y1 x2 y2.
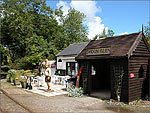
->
25 84 68 97
16 83 68 97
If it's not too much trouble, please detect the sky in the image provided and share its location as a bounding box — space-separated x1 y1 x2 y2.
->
46 0 150 39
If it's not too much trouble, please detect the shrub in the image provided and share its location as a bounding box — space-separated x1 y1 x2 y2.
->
7 69 16 81
67 86 83 97
20 78 26 83
1 65 10 72
16 70 24 80
24 70 33 76
33 69 39 76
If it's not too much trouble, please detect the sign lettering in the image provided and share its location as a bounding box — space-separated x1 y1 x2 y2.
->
86 48 110 55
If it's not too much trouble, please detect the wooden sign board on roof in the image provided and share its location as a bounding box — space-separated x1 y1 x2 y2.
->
86 48 111 55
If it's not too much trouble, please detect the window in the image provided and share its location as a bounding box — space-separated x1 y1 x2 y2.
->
91 65 96 75
139 65 144 78
58 59 62 62
66 62 78 76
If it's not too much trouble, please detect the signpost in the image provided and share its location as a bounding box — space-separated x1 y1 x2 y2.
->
86 48 110 55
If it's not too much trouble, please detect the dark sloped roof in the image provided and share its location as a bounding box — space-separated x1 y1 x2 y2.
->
56 42 88 56
76 32 147 59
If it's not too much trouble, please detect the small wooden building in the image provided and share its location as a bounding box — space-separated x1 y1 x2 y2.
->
76 32 150 102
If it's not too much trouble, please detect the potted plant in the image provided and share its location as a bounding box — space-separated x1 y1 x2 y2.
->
15 70 24 85
6 73 11 82
22 70 33 89
7 69 16 85
20 78 27 88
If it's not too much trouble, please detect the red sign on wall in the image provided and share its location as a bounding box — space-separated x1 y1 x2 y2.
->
130 73 135 78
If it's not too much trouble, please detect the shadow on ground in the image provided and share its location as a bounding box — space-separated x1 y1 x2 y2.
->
106 106 134 113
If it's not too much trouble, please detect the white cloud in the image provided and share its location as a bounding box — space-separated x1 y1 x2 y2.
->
88 17 105 39
70 1 101 23
56 1 70 16
56 0 107 39
119 32 128 35
56 1 70 25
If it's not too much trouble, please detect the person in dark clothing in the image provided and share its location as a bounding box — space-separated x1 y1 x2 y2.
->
71 75 77 86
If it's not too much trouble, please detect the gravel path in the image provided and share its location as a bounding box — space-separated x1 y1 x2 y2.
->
0 91 29 113
0 79 116 112
1 79 150 113
3 91 113 112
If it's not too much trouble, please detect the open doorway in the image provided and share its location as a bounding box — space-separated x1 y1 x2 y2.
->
90 59 111 99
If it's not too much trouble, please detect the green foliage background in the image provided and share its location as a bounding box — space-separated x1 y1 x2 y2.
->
143 22 150 46
1 0 88 69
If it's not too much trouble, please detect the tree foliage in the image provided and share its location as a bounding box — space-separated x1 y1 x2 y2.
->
1 0 88 69
62 8 88 45
107 29 115 37
93 28 115 40
144 22 150 46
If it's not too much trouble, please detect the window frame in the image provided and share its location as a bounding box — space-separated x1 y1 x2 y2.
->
66 62 78 76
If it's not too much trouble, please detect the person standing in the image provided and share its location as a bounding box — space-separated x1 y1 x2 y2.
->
44 59 51 90
45 59 49 67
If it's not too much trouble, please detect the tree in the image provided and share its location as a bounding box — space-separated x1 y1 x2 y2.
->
1 0 63 69
107 29 115 37
93 28 115 40
1 1 89 69
144 22 150 46
0 45 12 65
62 8 88 46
